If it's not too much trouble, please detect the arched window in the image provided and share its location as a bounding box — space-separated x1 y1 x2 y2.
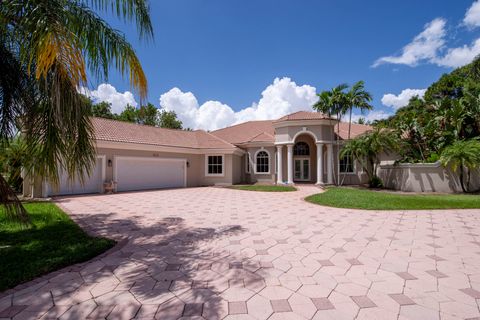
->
294 142 310 156
256 150 270 173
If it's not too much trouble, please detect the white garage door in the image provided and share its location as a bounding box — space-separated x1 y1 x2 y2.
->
49 157 105 196
115 157 186 192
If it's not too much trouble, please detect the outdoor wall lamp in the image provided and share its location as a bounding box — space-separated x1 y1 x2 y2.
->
108 159 112 167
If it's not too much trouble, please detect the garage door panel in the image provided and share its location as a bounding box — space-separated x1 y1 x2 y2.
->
50 157 104 196
115 157 185 192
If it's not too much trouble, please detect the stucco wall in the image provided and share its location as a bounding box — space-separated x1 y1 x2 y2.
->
275 124 335 144
245 146 276 184
378 162 480 193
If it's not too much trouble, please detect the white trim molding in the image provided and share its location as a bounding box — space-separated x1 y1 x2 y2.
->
254 148 271 175
205 154 225 177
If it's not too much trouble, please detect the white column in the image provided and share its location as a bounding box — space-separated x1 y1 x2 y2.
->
276 145 283 184
316 143 324 185
327 143 333 184
287 144 294 184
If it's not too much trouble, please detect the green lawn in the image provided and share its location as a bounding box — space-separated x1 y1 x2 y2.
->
0 202 115 291
230 185 297 192
305 187 480 210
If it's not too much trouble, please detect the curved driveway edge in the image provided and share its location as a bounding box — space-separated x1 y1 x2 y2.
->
1 186 479 320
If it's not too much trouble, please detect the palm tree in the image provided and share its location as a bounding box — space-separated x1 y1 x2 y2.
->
341 127 399 187
440 139 480 193
1 0 153 222
346 81 373 140
313 84 349 185
340 81 373 185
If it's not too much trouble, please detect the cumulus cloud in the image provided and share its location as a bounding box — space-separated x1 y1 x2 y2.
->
81 83 137 114
159 77 318 130
381 88 426 110
434 38 480 67
464 0 480 28
373 18 446 67
351 110 392 123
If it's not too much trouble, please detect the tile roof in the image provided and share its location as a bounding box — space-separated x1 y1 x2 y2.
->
210 120 275 145
274 111 333 122
211 111 372 144
92 117 236 149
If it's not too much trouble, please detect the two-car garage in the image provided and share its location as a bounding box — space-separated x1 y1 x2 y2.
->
48 155 187 196
114 156 186 192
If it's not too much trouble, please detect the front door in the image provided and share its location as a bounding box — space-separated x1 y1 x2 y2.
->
294 158 310 181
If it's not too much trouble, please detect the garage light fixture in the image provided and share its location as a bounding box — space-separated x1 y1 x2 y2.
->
108 159 112 167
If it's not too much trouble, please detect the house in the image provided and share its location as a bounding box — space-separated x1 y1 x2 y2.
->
23 111 372 197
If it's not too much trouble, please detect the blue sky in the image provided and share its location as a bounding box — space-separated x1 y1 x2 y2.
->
85 0 480 130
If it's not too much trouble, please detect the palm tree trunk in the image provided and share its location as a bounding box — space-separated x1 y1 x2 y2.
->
0 174 30 225
459 165 467 193
340 107 353 186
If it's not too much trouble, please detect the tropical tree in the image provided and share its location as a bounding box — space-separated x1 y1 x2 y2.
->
158 110 183 129
0 0 153 221
117 104 138 123
346 81 373 139
341 127 399 187
440 139 480 193
313 84 349 185
137 103 158 126
91 101 114 119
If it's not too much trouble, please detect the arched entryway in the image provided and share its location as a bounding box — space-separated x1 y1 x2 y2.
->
293 135 315 182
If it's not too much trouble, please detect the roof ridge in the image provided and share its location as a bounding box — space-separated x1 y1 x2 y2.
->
197 130 237 148
92 117 194 134
211 119 274 132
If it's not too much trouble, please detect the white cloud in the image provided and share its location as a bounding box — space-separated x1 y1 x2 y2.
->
381 88 426 110
373 18 446 67
464 0 480 28
81 83 137 114
351 110 392 123
434 38 480 67
159 77 318 130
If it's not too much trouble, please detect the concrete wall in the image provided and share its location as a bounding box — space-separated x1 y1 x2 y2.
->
378 162 480 193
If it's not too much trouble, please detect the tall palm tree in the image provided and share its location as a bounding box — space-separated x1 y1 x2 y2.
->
346 81 373 139
340 81 373 185
0 0 153 222
440 139 480 193
313 84 349 185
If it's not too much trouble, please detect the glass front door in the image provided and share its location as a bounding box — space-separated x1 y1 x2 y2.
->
294 158 310 181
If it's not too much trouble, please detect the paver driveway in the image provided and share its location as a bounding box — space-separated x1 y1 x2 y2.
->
1 186 480 320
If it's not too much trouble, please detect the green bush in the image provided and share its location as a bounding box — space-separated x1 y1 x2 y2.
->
369 175 383 188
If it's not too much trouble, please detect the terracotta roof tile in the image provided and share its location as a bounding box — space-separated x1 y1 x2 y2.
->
92 117 236 149
274 111 333 122
211 120 275 144
211 111 372 144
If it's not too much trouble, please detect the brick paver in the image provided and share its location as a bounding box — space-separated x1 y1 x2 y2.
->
1 185 480 319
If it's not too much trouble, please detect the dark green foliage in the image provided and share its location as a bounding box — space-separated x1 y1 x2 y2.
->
91 101 114 119
137 103 159 126
368 176 383 188
116 104 137 122
158 110 183 129
0 202 114 290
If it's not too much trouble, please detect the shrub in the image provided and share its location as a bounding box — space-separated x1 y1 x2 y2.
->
369 175 384 188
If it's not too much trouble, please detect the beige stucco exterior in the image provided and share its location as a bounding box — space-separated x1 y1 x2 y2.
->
23 113 375 198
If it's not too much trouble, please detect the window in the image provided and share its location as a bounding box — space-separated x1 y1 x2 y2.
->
245 153 251 173
206 155 224 176
294 142 310 156
339 153 354 173
256 150 270 173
